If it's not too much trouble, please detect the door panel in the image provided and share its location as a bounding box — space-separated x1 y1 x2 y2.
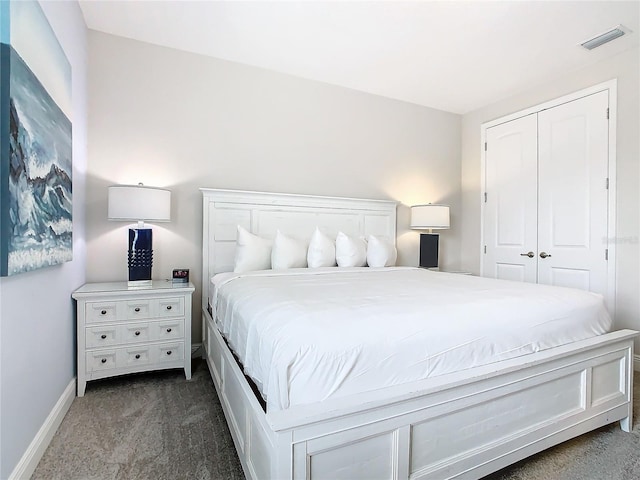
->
495 263 529 283
550 267 591 292
483 114 538 282
537 91 609 298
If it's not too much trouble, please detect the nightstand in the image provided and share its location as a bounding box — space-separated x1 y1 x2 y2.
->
425 268 473 275
72 281 195 397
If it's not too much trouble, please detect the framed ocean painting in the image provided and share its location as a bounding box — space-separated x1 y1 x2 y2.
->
0 0 72 276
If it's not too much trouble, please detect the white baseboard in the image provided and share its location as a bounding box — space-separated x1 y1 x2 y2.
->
9 378 76 480
634 354 640 372
191 343 202 357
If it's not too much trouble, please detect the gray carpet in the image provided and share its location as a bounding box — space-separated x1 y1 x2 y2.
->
32 360 243 480
33 364 640 480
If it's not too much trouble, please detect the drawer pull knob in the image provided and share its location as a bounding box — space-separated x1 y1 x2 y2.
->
166 328 172 333
100 334 107 339
134 307 140 312
166 305 172 310
135 331 141 336
101 358 107 364
135 354 141 359
167 350 172 356
101 310 107 315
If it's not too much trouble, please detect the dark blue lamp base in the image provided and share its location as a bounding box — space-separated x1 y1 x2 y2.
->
419 233 439 269
128 228 153 287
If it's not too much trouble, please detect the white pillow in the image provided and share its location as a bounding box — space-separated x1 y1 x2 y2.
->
307 227 336 268
366 235 397 267
233 226 272 273
335 232 367 267
271 230 308 270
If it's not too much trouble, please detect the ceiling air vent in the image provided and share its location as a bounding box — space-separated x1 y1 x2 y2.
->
581 25 629 50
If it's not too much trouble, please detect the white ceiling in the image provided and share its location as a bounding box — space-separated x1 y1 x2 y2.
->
78 1 639 114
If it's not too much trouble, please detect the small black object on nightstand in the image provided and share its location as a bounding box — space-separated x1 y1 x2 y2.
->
172 269 189 284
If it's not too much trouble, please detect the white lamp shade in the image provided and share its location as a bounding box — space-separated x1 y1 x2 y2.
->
410 204 450 230
108 185 171 222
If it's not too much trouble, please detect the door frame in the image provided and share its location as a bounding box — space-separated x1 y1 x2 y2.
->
480 79 617 318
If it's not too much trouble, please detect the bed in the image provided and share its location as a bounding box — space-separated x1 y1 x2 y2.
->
201 188 636 480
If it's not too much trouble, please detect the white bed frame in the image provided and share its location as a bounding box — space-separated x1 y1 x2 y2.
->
201 188 636 480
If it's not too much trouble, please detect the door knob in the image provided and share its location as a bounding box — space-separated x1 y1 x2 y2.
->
520 251 535 258
540 252 552 259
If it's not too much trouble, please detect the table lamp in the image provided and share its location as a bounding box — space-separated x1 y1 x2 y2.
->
410 204 450 269
108 183 171 286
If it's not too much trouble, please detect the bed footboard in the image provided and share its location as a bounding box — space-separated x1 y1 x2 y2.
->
203 308 636 479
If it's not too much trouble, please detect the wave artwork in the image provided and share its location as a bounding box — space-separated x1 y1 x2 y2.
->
0 0 72 276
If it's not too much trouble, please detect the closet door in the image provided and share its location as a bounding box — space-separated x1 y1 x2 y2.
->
537 91 609 296
483 114 538 282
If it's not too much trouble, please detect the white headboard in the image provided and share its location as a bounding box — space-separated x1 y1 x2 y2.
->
201 188 397 309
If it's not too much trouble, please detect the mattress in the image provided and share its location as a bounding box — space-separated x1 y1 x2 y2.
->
210 267 611 412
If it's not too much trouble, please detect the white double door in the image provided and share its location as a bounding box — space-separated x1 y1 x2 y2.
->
482 90 610 298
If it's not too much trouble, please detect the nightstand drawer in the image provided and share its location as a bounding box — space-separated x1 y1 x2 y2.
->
154 320 184 341
126 300 152 319
121 322 151 344
86 350 117 372
86 326 118 348
157 297 184 317
155 342 184 363
120 345 152 368
86 302 118 323
86 342 184 372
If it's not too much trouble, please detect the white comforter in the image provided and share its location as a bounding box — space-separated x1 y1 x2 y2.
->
211 267 611 412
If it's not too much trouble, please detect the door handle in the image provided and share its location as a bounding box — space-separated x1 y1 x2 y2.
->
539 252 552 259
520 251 535 258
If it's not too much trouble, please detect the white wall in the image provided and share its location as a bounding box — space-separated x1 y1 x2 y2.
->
0 1 87 477
86 31 462 342
461 47 639 338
